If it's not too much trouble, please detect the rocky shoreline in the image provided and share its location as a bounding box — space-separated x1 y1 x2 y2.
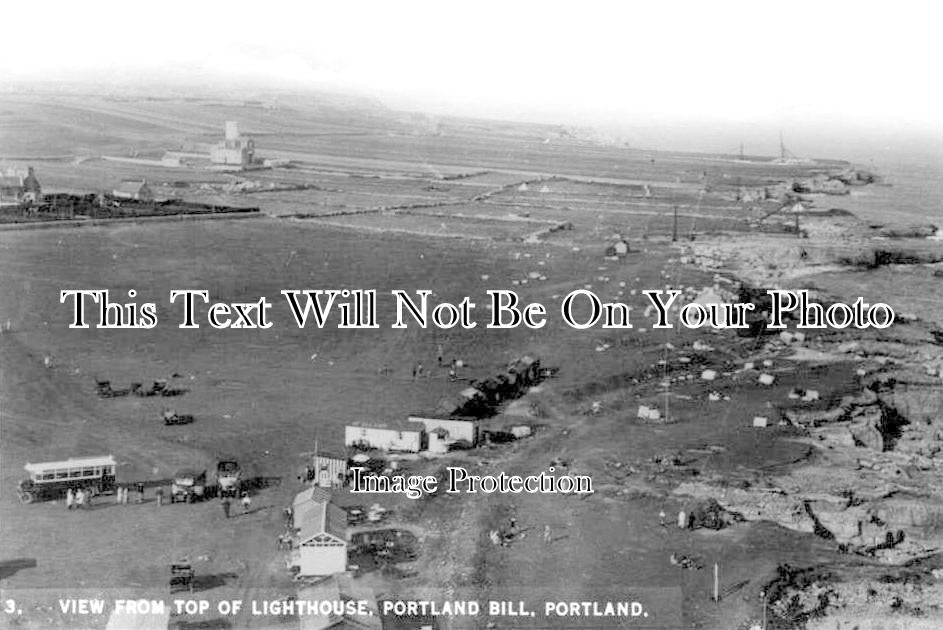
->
665 203 943 627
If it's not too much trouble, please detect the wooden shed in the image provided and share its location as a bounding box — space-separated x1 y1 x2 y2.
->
309 451 348 488
289 499 348 577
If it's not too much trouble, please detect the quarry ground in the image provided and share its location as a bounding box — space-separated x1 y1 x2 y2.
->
0 93 942 630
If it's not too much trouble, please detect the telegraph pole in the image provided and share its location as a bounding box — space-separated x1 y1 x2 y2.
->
762 590 768 629
672 205 678 242
713 563 719 602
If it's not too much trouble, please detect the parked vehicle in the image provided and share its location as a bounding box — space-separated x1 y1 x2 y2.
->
16 455 117 504
163 409 195 426
345 505 366 525
171 469 206 503
216 460 242 498
95 380 129 398
169 563 194 593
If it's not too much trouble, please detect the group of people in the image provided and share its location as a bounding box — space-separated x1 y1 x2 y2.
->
65 487 95 510
412 345 462 381
65 484 155 509
113 483 146 505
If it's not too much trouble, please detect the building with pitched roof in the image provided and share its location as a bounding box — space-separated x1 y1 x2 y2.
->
0 166 41 206
112 180 153 201
289 492 348 576
296 574 380 630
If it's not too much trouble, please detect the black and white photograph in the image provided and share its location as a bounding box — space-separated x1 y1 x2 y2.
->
1 2 941 629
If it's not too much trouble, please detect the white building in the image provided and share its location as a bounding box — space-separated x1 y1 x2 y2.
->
344 423 425 453
309 451 348 488
408 416 479 447
210 121 255 168
297 574 379 630
293 486 333 511
0 166 41 206
289 497 348 577
112 180 153 201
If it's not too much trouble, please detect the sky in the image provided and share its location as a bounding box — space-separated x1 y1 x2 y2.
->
2 0 942 153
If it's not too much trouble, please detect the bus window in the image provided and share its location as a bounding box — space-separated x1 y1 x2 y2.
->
93 468 101 476
69 470 82 478
56 471 69 479
82 469 95 476
42 473 55 480
103 466 113 475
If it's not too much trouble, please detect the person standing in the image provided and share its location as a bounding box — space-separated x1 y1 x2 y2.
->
75 488 85 510
136 482 145 504
66 488 75 510
156 487 164 507
241 491 251 514
221 498 231 519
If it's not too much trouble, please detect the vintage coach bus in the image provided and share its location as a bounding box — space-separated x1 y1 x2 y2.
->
16 455 118 503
